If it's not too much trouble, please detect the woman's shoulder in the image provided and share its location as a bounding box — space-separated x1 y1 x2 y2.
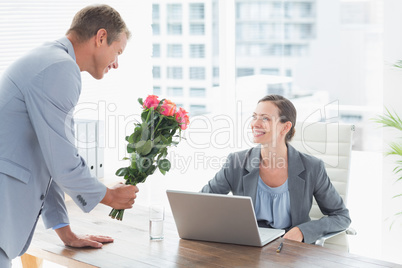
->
224 146 260 168
230 146 260 160
288 144 324 168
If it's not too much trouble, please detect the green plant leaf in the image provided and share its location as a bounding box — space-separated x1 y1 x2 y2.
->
387 142 402 156
141 122 150 140
138 98 143 106
137 156 152 173
115 167 128 177
161 135 169 144
135 140 146 154
141 140 153 155
127 144 136 153
373 107 402 131
158 159 171 173
141 109 148 122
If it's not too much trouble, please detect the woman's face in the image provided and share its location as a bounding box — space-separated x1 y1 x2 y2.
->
251 101 287 146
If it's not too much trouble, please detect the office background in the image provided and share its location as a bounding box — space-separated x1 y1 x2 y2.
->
0 0 401 266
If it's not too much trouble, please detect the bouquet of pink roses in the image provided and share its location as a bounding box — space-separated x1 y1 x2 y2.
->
109 95 189 220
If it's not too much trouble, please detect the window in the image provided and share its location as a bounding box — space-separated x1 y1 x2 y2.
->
190 23 205 35
190 104 206 115
153 86 161 95
189 67 205 80
237 68 254 77
299 2 314 18
167 4 182 20
167 67 182 79
152 4 160 20
267 84 284 95
153 66 161 79
213 67 219 78
189 3 204 20
153 44 160 58
261 68 279 75
167 44 182 58
152 24 160 35
190 88 206 97
167 87 183 96
167 23 182 35
190 44 205 58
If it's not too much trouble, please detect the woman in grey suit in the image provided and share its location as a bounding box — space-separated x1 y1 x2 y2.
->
201 95 351 244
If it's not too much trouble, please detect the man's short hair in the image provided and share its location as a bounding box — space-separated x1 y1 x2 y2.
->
66 4 131 45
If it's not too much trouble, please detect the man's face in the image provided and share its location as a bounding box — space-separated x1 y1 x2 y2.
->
91 33 128 80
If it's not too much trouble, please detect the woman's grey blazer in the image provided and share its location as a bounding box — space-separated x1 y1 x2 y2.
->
201 144 351 244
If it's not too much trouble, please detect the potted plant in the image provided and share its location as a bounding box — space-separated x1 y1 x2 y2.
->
374 108 402 228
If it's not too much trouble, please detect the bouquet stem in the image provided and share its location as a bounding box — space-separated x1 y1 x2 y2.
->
109 208 125 221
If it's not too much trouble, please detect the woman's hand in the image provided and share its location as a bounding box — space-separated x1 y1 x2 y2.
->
55 225 113 248
283 227 303 242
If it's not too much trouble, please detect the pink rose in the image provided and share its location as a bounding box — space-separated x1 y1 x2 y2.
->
160 99 176 116
175 107 190 130
143 95 160 109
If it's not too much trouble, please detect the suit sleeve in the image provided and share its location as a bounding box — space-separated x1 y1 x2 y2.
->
296 160 351 244
41 181 70 229
200 153 234 194
24 60 106 213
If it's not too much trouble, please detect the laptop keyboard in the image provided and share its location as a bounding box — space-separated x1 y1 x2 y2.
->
258 227 277 241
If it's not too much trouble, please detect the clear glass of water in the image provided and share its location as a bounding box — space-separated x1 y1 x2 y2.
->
149 204 164 240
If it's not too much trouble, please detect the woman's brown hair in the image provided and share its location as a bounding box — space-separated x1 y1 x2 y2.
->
258 95 296 143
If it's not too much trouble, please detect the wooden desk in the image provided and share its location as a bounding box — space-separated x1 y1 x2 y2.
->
24 201 400 268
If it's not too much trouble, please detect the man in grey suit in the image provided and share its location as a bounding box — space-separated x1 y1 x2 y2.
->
0 5 139 266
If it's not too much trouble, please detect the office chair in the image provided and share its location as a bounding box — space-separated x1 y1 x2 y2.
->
289 122 356 251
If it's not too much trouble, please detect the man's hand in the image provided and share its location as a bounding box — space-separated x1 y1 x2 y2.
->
283 227 304 242
55 225 113 248
100 182 139 209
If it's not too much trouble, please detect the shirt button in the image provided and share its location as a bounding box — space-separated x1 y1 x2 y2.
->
40 194 45 200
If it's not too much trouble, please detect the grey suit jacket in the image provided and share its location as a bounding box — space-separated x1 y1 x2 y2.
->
201 144 351 244
0 37 106 259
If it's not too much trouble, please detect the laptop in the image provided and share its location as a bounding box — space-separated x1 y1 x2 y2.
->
166 190 285 247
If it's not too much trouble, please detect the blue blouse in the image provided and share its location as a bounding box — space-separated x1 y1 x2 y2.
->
255 176 291 229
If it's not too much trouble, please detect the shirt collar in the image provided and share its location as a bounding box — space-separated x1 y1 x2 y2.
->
56 36 76 62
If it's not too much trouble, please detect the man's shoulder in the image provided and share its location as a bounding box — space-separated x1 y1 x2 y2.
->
5 39 79 88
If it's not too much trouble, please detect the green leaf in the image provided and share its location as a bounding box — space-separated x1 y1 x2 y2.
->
158 159 171 172
138 98 144 105
141 140 153 155
137 156 153 173
115 167 128 177
373 107 402 131
161 135 169 144
135 140 146 154
153 135 161 144
387 142 402 156
392 193 402 199
127 144 136 153
141 110 148 122
148 165 157 176
141 122 150 140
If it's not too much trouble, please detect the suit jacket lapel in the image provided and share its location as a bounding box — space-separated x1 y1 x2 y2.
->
287 144 306 226
243 146 261 206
